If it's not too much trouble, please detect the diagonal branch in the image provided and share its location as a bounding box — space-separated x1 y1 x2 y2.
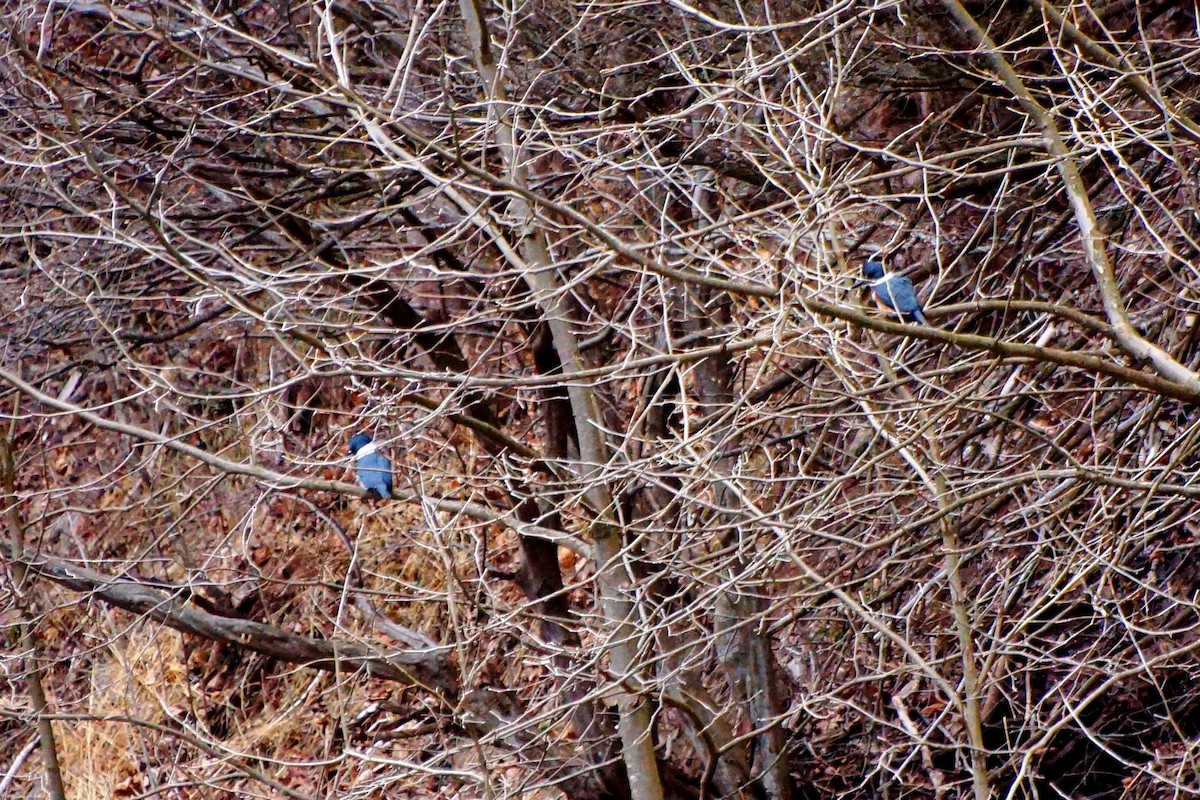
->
1025 0 1200 146
0 542 458 694
940 0 1200 392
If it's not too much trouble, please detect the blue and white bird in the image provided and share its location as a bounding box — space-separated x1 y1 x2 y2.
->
348 432 393 499
859 257 929 326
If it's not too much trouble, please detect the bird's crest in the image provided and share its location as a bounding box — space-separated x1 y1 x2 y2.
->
862 257 886 280
348 432 373 455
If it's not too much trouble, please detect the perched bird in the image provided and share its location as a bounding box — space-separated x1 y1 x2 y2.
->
348 432 393 499
859 257 929 326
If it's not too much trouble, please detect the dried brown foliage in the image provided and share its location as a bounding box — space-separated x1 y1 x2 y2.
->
3 1 1200 799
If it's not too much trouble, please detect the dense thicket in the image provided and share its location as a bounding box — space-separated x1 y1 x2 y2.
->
3 2 1200 798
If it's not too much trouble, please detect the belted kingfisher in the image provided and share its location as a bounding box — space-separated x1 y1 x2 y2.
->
348 432 393 499
859 257 929 326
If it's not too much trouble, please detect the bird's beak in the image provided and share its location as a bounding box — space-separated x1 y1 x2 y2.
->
851 278 867 289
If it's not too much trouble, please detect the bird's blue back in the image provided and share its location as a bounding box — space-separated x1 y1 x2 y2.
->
349 433 393 498
356 451 393 498
875 276 921 314
864 260 928 325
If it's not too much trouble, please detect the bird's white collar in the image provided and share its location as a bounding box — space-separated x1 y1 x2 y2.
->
868 273 896 287
355 441 378 459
